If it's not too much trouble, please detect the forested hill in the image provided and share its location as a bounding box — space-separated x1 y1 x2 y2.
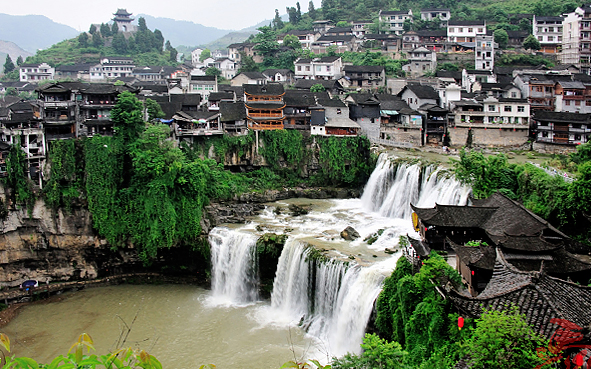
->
23 17 179 68
316 0 578 23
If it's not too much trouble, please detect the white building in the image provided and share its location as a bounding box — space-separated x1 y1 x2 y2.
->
475 35 495 71
402 47 437 77
19 63 55 82
562 5 591 73
379 10 413 35
532 15 564 54
447 21 486 43
294 56 343 80
420 8 450 27
89 57 135 82
191 48 204 66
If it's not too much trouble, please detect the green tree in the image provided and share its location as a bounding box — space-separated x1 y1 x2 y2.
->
78 32 89 48
100 23 111 37
336 21 350 27
138 17 148 32
310 83 326 92
237 52 258 73
3 55 15 74
15 56 23 66
493 29 509 49
308 0 317 20
112 33 128 54
153 29 164 52
523 34 542 50
111 22 119 34
92 33 104 48
144 98 165 122
200 48 211 62
282 34 302 49
332 334 410 369
89 24 97 34
273 9 284 30
205 67 222 77
463 308 548 369
254 26 280 57
287 6 299 24
112 91 146 150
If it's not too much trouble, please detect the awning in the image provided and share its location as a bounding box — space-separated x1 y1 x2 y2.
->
380 110 399 116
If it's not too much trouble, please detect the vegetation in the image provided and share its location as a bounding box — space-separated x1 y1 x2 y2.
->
21 17 177 70
451 146 591 245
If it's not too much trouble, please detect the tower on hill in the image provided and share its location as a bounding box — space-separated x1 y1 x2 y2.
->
113 9 137 33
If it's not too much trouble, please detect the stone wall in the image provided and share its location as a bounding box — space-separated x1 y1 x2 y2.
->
532 142 579 154
449 126 529 148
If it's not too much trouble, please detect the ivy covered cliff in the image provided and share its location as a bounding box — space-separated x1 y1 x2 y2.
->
3 91 375 265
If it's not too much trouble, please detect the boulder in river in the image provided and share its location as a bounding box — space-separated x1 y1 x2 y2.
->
340 226 360 240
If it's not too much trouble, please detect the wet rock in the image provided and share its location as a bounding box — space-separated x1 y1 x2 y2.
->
288 204 310 216
341 226 360 241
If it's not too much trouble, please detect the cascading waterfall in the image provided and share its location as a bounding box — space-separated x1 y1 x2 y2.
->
270 240 392 356
361 153 471 217
209 227 259 304
206 153 472 358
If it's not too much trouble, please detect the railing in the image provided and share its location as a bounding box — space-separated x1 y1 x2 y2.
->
248 112 283 118
530 92 553 98
176 128 224 136
42 101 75 108
46 133 75 140
248 123 284 130
83 101 115 106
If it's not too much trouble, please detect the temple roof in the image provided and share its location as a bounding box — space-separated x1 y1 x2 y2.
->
244 83 284 96
449 249 591 338
411 203 498 228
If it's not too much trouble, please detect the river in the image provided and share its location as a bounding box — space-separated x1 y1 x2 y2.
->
1 154 471 368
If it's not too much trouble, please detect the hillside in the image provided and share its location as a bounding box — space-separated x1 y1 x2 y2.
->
0 13 79 53
0 40 32 66
136 14 231 47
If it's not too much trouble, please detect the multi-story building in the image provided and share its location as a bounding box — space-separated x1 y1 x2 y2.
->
447 21 486 43
90 57 135 82
191 48 204 66
534 110 591 145
189 76 218 100
562 5 591 73
19 63 55 83
554 81 591 113
244 83 285 130
532 15 564 54
277 30 320 50
475 35 494 71
294 56 343 80
352 21 372 38
420 8 450 27
379 10 413 35
343 65 386 89
514 73 564 112
402 47 437 77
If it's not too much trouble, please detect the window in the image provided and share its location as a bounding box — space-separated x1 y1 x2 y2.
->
450 27 455 33
511 91 517 98
488 105 495 111
518 106 525 112
459 28 463 32
337 109 341 115
504 106 512 112
316 66 322 72
565 100 571 105
549 27 554 32
538 36 543 41
297 66 302 71
576 100 581 106
305 66 310 71
548 36 554 42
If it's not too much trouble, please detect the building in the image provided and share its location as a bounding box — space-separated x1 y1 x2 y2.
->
19 63 55 83
90 57 135 82
211 58 237 80
219 101 247 134
112 9 137 33
402 47 437 77
172 111 223 145
533 15 564 54
410 192 591 294
562 6 591 73
345 93 381 138
420 8 450 27
294 56 343 80
533 110 591 146
379 10 413 35
475 35 494 71
278 30 320 50
227 43 262 64
352 21 372 38
191 48 204 66
554 80 591 113
311 35 358 54
343 65 385 89
262 69 295 84
447 21 486 43
312 20 334 34
231 72 267 86
55 64 94 81
189 75 217 100
244 83 285 130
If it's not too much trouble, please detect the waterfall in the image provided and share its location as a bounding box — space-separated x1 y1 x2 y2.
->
269 240 392 356
209 227 259 304
361 154 470 218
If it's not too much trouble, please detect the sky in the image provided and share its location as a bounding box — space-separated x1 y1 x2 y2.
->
2 0 312 31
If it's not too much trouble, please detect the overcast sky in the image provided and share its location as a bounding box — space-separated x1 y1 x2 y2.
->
3 0 311 31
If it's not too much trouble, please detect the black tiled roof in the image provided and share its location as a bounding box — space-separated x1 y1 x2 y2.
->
402 84 439 100
208 92 234 101
219 102 246 122
294 79 343 90
284 90 317 107
243 83 284 96
237 72 267 80
411 203 498 228
317 98 346 108
316 35 356 43
533 111 591 123
449 250 591 339
343 65 385 73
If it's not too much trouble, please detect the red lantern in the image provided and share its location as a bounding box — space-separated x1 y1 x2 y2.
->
574 353 584 367
471 270 475 276
458 316 464 331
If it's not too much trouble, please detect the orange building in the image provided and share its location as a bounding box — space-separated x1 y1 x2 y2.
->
244 83 285 130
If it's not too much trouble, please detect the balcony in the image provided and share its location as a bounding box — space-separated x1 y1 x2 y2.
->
176 127 224 136
82 100 115 107
45 116 75 124
46 133 75 140
248 122 284 130
42 101 76 108
248 112 284 118
530 91 553 98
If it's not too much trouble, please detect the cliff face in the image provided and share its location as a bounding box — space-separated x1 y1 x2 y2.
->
0 200 140 288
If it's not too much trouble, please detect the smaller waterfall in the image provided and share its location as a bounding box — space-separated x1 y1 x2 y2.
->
209 227 259 304
361 154 471 218
270 240 391 357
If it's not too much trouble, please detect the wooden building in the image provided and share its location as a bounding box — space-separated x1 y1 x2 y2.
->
244 83 285 130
